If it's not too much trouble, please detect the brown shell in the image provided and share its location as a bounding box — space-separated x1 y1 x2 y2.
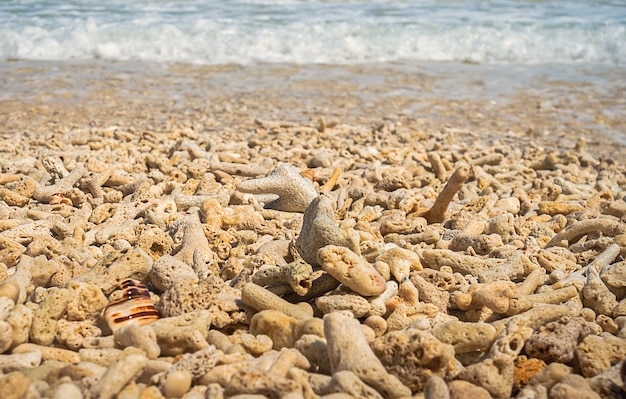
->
103 279 159 332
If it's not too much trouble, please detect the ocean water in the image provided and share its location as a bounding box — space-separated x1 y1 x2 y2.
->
0 0 625 66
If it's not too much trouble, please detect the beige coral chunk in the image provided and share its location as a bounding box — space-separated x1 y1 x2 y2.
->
114 323 160 359
371 327 457 392
90 353 148 399
242 283 314 320
250 310 312 350
295 195 360 267
524 316 601 364
315 294 371 318
448 380 493 399
430 320 497 353
0 188 30 207
0 351 41 372
457 354 515 398
237 163 318 212
419 164 470 224
65 281 108 321
323 312 411 398
420 249 506 276
30 287 72 346
223 367 303 398
0 371 31 398
577 334 626 378
171 211 216 266
583 267 618 316
149 310 212 356
150 255 199 292
376 245 422 282
12 343 80 363
550 374 601 399
317 245 386 297
323 370 384 399
71 247 153 294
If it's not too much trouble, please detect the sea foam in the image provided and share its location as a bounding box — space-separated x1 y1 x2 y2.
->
1 0 624 65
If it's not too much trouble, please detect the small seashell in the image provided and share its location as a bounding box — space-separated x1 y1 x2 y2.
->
102 279 159 332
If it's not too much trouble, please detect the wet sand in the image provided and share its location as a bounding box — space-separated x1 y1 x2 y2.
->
1 60 625 160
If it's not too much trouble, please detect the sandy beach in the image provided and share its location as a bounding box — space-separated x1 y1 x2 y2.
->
0 60 626 398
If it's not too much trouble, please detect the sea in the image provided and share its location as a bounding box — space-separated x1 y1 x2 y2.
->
1 0 625 148
0 0 624 66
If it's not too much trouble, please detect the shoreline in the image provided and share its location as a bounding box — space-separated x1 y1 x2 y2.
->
1 59 625 161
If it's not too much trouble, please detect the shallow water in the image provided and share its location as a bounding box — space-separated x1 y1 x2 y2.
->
1 0 625 65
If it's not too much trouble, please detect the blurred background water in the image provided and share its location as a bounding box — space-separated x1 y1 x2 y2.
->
1 0 625 65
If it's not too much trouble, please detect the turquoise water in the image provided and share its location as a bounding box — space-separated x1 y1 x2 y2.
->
0 0 625 65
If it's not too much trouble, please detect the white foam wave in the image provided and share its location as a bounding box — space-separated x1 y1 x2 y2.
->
1 1 624 65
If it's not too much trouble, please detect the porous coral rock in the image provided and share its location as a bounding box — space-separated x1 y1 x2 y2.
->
236 163 318 213
375 245 422 282
30 287 72 346
317 245 386 297
170 211 216 267
156 275 223 317
410 273 451 313
583 267 619 317
0 371 31 399
90 353 148 399
29 255 61 287
0 320 12 353
295 195 360 267
550 374 601 399
149 255 199 292
71 247 152 294
6 304 32 349
65 281 108 321
457 354 515 399
250 310 323 350
223 367 303 399
323 370 384 399
513 355 546 392
0 351 42 372
55 319 101 350
370 327 457 392
155 345 222 392
588 359 626 398
137 225 174 260
114 323 160 359
324 312 411 398
448 380 493 399
149 310 212 356
315 294 371 318
577 334 626 378
241 282 314 320
294 334 331 374
524 316 601 363
430 320 497 353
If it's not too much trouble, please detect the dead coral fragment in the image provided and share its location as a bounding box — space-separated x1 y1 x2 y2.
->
252 261 314 296
545 218 626 248
420 164 470 224
317 245 386 297
295 195 360 267
324 312 411 398
371 327 457 392
237 163 318 212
